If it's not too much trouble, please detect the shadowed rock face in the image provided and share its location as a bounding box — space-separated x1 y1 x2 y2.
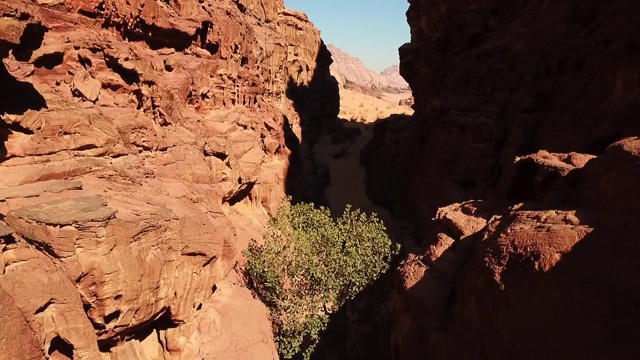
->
366 0 640 225
0 0 336 359
379 64 410 92
362 0 640 358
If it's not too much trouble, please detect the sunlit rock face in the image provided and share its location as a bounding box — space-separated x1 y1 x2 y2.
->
327 44 410 93
379 64 409 92
362 1 640 358
0 0 336 358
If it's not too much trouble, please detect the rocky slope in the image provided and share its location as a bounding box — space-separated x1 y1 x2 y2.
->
0 0 337 359
362 0 640 358
379 65 409 92
327 44 408 93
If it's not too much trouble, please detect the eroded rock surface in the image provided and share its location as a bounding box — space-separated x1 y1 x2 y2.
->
362 1 640 359
0 0 337 358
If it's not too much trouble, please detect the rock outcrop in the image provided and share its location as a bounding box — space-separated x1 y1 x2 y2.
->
0 0 336 359
362 1 640 358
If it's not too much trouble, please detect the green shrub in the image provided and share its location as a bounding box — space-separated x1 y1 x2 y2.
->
244 199 400 359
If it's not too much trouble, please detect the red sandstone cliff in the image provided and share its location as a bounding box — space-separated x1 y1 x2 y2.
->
362 1 640 358
0 1 336 359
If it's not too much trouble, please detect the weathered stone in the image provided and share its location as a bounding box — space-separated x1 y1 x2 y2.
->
126 279 279 360
72 70 101 102
0 222 14 238
9 196 116 225
0 180 83 200
1 245 103 359
29 44 65 63
573 137 640 212
0 18 28 45
0 285 44 360
434 200 491 239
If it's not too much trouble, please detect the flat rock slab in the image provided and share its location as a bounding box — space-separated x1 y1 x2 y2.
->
0 222 14 237
0 180 83 200
10 196 116 225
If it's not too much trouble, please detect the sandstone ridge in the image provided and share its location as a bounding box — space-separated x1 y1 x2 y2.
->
0 0 336 359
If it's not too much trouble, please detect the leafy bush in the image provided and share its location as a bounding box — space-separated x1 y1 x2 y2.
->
244 200 399 359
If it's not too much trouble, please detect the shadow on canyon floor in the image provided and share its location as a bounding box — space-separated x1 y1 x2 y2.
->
282 42 416 359
283 40 339 205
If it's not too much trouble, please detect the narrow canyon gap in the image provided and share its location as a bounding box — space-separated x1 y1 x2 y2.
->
1 0 640 360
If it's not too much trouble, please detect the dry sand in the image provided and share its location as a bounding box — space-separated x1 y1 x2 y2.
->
316 123 390 219
316 87 412 219
338 88 413 123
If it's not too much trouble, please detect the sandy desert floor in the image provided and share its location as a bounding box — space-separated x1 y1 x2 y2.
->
338 88 413 123
315 122 390 219
316 87 412 219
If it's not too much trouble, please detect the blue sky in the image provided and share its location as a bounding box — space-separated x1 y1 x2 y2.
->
284 0 411 73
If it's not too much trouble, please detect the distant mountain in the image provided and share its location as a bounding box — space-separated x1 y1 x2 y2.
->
327 45 386 90
327 44 409 93
380 65 410 91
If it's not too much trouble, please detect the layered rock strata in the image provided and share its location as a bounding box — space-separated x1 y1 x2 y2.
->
0 0 336 359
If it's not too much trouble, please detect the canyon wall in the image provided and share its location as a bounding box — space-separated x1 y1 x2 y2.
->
0 0 336 359
363 1 640 358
